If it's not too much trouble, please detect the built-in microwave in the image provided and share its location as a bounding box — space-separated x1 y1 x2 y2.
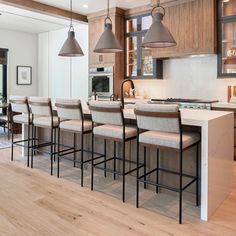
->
88 66 114 97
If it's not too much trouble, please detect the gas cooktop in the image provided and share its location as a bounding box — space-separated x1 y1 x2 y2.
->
149 98 219 110
150 98 218 104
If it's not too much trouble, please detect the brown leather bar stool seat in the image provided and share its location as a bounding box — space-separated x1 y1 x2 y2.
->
135 103 200 224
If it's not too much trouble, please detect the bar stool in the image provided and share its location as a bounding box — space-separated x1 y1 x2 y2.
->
135 103 200 224
28 97 58 175
9 95 31 167
55 99 92 186
89 101 140 202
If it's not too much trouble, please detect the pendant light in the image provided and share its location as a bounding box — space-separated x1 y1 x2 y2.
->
94 0 122 53
142 0 176 48
58 0 84 57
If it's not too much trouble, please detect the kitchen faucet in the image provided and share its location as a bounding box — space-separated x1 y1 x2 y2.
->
121 79 135 108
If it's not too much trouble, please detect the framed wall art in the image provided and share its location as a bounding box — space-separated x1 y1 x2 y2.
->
17 66 32 85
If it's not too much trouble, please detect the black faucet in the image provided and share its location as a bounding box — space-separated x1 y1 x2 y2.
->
121 79 135 108
110 93 118 101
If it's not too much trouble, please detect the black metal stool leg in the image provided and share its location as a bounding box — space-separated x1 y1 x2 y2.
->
81 133 84 187
91 127 94 191
33 126 37 155
27 124 30 167
74 133 76 167
196 143 199 206
136 135 140 208
113 141 116 180
156 149 159 193
144 146 147 189
104 139 107 177
11 122 14 161
122 139 126 202
57 127 60 178
31 124 34 168
50 128 53 176
53 128 56 162
179 150 183 224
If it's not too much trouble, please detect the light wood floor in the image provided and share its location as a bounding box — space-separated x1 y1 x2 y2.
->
0 148 236 236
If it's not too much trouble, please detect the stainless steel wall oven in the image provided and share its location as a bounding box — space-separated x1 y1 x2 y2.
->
89 66 114 97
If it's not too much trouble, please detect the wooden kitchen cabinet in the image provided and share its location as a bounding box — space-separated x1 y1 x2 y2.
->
152 0 217 58
88 8 125 96
218 0 236 78
88 16 115 65
88 8 125 66
212 106 236 161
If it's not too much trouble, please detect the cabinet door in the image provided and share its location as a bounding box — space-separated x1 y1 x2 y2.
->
89 18 115 66
152 0 216 58
218 0 236 78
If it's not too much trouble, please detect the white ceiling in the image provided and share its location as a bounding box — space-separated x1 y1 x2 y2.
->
34 0 151 15
0 4 75 34
0 0 150 34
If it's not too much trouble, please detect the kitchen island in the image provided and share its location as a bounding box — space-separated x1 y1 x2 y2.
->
22 105 234 221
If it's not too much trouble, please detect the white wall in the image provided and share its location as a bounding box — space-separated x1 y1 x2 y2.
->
0 29 38 97
38 23 88 101
134 55 236 102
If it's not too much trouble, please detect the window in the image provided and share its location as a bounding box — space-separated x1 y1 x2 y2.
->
125 14 163 79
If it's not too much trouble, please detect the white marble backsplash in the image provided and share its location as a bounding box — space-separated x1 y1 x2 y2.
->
134 55 236 102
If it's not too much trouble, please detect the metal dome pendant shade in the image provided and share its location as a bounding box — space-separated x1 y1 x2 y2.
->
59 31 84 57
58 0 84 57
94 0 123 53
94 20 122 53
142 2 176 48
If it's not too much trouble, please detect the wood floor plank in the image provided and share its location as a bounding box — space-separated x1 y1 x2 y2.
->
0 148 235 236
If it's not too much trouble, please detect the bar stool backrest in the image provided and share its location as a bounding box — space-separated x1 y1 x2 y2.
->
9 95 29 114
28 97 52 116
135 103 180 133
89 101 123 126
55 99 82 120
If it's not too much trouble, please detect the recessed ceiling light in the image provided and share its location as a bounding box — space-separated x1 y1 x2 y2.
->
223 0 230 2
83 4 88 8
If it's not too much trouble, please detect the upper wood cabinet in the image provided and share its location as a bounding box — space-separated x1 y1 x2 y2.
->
88 8 125 96
217 0 236 78
88 8 125 66
151 0 217 58
88 16 115 65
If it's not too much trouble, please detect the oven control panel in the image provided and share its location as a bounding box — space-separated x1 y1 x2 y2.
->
89 66 113 74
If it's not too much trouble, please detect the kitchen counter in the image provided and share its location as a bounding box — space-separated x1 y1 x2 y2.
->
212 102 236 110
22 105 234 222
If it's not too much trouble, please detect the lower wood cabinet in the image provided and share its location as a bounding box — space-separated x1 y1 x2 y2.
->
212 107 236 161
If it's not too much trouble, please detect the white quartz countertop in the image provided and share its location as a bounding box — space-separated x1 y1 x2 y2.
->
212 102 236 109
81 103 233 127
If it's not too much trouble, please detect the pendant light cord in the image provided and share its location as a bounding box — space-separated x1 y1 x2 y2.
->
105 0 112 24
107 0 109 18
151 0 165 17
69 0 74 31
